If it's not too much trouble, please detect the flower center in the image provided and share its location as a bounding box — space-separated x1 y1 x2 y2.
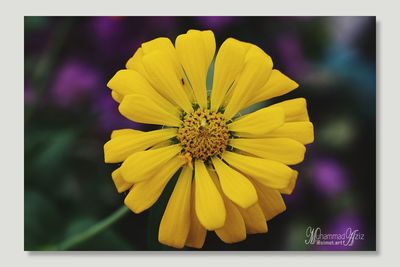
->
177 109 229 161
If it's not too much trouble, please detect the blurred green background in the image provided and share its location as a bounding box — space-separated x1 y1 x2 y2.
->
24 16 376 251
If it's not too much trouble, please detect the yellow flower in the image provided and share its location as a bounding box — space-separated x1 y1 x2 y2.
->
104 29 314 249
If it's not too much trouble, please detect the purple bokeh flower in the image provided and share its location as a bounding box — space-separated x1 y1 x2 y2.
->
276 33 310 79
51 60 100 108
311 158 347 197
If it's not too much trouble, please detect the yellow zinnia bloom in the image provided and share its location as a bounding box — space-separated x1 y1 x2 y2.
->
104 29 314 249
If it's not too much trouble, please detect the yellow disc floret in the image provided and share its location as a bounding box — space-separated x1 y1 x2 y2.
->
177 109 229 161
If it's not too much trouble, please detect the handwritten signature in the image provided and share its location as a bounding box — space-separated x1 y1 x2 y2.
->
305 226 365 246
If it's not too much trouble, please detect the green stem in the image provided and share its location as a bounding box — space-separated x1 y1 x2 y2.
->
54 206 129 250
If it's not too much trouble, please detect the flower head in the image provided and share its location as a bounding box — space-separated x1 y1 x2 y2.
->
104 29 314 249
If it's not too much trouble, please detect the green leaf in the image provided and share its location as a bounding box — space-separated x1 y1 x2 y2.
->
30 129 77 175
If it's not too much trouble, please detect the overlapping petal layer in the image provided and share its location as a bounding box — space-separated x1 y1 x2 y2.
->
120 144 182 183
104 128 177 163
119 94 181 127
194 160 226 230
252 179 287 221
229 137 305 165
210 38 249 111
223 45 273 119
142 51 193 113
175 30 215 108
159 167 192 248
211 156 258 208
243 69 299 108
111 168 133 193
279 171 298 195
238 203 268 234
209 170 247 243
269 98 310 122
107 69 179 113
263 121 315 144
227 106 285 136
185 181 207 248
124 156 185 213
222 151 294 190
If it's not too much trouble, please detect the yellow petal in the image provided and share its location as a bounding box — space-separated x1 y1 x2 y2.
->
111 168 133 193
125 48 149 80
107 69 179 114
124 156 185 213
264 121 314 145
279 170 298 195
223 45 273 120
120 144 182 183
189 30 216 63
151 140 172 150
104 128 177 163
211 157 257 208
175 30 215 108
253 180 287 221
127 38 178 78
244 69 299 108
228 106 285 136
215 198 246 243
128 40 194 102
185 181 207 249
229 137 306 165
237 203 268 234
208 169 247 243
107 69 140 96
222 151 293 190
111 91 123 103
143 37 195 102
194 160 226 230
141 37 177 61
158 167 192 248
210 38 249 111
119 94 182 127
110 128 142 139
142 50 193 113
268 98 309 122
